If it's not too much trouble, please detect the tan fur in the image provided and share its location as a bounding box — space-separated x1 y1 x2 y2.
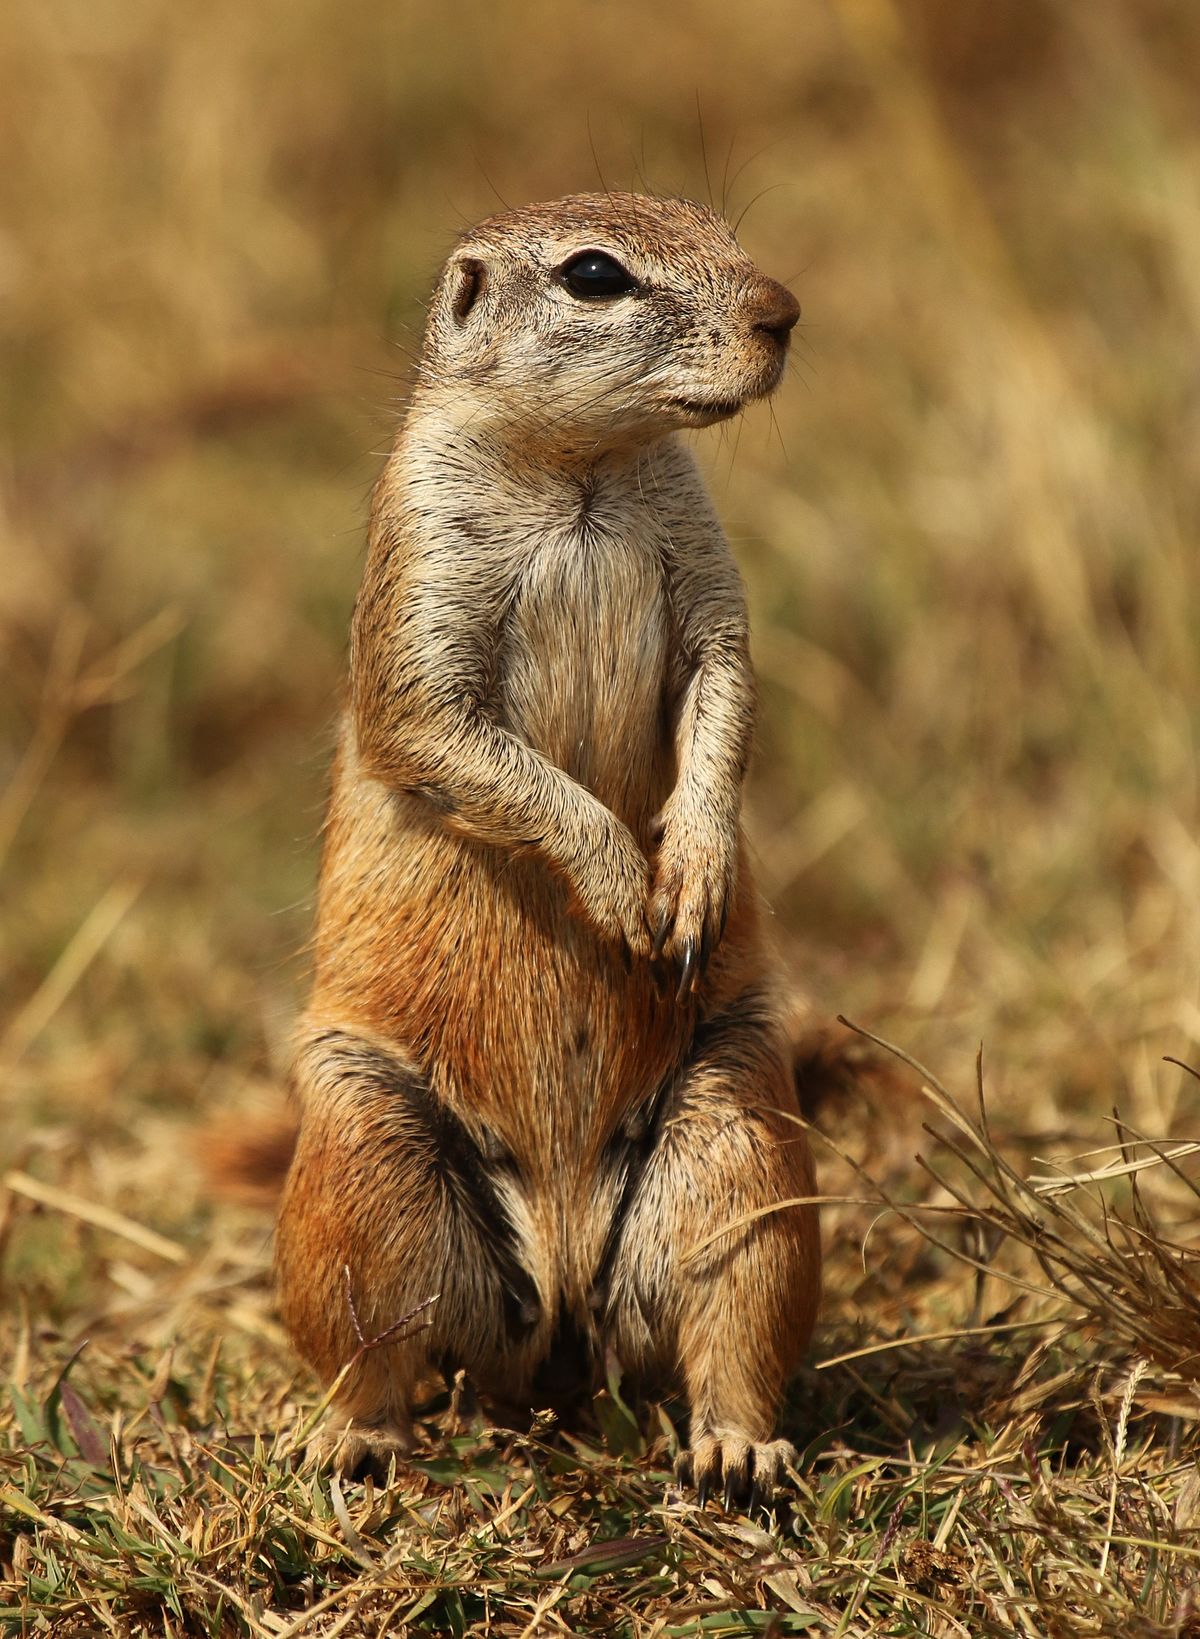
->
273 192 820 1506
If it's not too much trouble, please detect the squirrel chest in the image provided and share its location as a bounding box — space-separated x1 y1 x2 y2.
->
496 506 674 831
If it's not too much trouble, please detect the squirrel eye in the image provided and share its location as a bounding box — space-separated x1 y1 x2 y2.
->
559 250 638 300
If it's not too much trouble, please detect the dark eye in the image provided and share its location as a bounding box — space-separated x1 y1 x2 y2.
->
559 250 638 300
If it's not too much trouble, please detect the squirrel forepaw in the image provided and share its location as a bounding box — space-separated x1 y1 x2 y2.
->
569 811 652 958
649 825 736 1001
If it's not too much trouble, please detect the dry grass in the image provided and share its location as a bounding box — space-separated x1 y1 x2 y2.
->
3 0 1200 1632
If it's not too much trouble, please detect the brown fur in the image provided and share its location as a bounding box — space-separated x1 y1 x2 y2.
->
272 193 820 1505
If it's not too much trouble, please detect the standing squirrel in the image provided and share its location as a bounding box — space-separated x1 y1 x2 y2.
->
274 192 821 1509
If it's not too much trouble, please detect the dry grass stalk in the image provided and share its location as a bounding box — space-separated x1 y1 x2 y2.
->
834 1020 1200 1391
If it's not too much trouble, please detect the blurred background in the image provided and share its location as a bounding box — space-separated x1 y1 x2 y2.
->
2 0 1198 1279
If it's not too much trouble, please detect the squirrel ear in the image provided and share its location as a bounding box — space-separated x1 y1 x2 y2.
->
450 257 486 323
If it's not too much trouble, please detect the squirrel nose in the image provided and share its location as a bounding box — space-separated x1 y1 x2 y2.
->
749 278 800 340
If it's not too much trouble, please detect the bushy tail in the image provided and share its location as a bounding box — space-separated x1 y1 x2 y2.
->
203 1105 298 1205
787 1001 914 1123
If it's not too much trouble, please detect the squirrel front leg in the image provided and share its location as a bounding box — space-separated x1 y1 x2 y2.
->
351 529 652 956
650 534 755 998
391 710 652 956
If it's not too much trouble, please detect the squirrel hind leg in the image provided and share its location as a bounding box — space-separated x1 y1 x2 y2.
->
276 1028 547 1464
600 994 820 1507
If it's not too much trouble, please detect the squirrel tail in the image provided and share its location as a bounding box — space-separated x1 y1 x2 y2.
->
787 999 911 1123
203 1106 298 1206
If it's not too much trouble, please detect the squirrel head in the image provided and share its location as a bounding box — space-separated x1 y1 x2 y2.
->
418 191 799 459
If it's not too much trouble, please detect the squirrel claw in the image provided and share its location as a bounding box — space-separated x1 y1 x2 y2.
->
676 937 697 1003
723 1460 751 1513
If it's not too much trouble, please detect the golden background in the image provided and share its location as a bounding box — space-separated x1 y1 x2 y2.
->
2 3 1200 1628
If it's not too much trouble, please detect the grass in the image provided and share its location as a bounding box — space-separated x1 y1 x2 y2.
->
3 0 1200 1632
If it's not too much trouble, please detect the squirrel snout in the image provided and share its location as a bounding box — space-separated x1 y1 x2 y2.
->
748 278 801 340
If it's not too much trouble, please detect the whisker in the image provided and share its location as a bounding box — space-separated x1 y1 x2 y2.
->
733 181 793 238
588 111 613 200
696 92 714 213
723 137 789 223
720 133 738 222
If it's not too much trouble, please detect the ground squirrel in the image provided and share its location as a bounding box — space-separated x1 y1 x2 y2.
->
274 192 821 1509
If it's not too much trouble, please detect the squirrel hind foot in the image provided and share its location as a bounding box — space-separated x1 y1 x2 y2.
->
676 1434 798 1517
310 1419 416 1484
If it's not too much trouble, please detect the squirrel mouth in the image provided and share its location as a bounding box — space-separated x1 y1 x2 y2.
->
668 396 744 425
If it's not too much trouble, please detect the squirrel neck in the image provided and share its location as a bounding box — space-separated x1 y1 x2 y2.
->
403 382 676 486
